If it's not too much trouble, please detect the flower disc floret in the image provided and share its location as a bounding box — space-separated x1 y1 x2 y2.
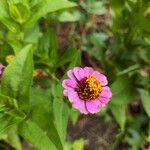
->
76 76 102 100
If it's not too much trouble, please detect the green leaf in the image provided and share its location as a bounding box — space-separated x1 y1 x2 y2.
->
72 139 84 150
58 11 81 22
19 119 57 150
24 0 77 29
110 104 126 132
58 49 80 67
126 128 141 150
147 120 150 142
38 29 53 57
0 94 26 130
37 28 58 69
0 94 18 110
90 32 108 48
51 82 69 146
81 0 106 15
1 45 33 112
30 88 63 150
49 28 58 67
109 75 133 131
110 0 124 16
70 109 79 125
0 0 20 32
24 23 41 44
89 32 108 64
4 125 22 150
134 11 150 33
9 3 30 24
0 109 25 134
139 89 150 117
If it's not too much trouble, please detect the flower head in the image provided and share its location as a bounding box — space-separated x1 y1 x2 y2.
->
0 64 4 79
62 67 112 114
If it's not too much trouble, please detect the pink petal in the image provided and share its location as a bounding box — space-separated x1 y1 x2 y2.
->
100 86 112 98
67 91 79 103
98 96 110 107
72 98 88 114
67 69 77 81
78 68 87 79
73 67 85 81
64 83 88 114
62 79 77 89
85 100 102 114
92 71 108 86
83 67 94 76
63 90 68 96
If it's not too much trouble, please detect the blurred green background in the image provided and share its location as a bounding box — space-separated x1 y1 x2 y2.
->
0 0 150 150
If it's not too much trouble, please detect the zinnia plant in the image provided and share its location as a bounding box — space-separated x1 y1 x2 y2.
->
62 67 112 114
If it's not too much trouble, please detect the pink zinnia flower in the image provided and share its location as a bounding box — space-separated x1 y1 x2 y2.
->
62 67 112 114
0 64 3 79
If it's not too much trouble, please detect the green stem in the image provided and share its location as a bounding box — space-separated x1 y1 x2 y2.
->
117 64 140 76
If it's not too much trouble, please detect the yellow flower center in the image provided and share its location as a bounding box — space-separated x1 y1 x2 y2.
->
76 76 102 100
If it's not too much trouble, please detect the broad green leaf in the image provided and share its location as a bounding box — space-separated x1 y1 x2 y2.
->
137 48 150 64
0 125 21 150
0 94 18 110
64 142 72 150
51 82 69 146
134 11 150 33
81 0 106 15
67 50 81 74
7 41 23 54
58 49 80 67
30 88 63 150
72 139 84 150
90 32 108 48
49 28 58 67
110 0 124 16
69 109 79 125
111 0 124 8
109 75 133 131
110 76 133 102
0 109 25 134
19 119 57 150
0 94 26 129
110 104 126 132
89 32 108 65
126 128 141 150
1 45 33 112
37 28 57 69
38 29 52 57
0 0 20 32
139 89 150 117
4 125 22 150
24 0 77 29
147 120 150 142
58 11 81 22
9 3 30 24
24 23 41 44
0 44 13 62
